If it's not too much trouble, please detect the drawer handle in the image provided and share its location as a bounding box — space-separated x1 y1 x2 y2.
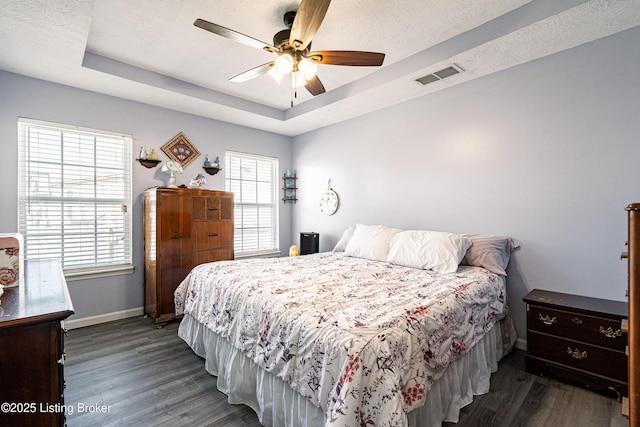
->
599 326 622 339
538 314 557 326
567 347 588 360
208 207 218 211
170 235 183 239
208 233 218 237
571 317 583 325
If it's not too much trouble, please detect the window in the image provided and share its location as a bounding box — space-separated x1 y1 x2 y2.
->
225 151 279 257
17 118 133 279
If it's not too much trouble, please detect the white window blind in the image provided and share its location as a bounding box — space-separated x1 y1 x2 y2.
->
225 151 279 257
17 118 133 278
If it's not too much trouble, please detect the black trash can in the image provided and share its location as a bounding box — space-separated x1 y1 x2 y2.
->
299 232 319 255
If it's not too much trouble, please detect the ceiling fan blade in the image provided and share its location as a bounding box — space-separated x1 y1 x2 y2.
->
307 51 385 66
305 75 326 96
289 0 331 51
194 18 277 53
230 62 274 83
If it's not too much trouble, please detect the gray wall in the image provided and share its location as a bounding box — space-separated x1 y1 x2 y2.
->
291 26 640 339
0 72 293 321
1 26 638 339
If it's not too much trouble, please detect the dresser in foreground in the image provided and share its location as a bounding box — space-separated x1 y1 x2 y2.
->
0 258 74 426
523 289 628 398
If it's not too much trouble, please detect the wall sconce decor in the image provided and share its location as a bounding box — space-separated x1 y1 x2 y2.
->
282 169 297 203
203 155 222 175
136 146 161 168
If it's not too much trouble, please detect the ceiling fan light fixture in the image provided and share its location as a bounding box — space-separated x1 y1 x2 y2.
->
298 58 318 81
194 1 385 99
275 54 294 74
268 66 285 83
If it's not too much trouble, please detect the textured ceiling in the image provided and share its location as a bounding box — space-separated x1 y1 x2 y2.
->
1 0 639 136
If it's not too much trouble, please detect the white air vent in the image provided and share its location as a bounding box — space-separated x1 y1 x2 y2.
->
415 64 464 86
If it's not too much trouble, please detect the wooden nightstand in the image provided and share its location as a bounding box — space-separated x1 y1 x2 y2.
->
523 289 628 397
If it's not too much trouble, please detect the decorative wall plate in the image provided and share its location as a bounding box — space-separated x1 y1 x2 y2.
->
320 180 339 215
320 188 339 215
161 132 200 167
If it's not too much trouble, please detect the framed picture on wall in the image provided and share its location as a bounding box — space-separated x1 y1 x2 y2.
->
161 132 200 167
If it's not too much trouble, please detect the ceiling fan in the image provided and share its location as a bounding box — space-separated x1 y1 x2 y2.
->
194 0 385 102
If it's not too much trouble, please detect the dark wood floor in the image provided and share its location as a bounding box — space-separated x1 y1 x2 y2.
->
64 316 628 427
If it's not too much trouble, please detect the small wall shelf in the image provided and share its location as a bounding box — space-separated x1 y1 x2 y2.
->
136 158 161 168
283 174 297 204
203 166 221 175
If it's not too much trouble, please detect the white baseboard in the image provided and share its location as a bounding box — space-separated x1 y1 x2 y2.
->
64 307 144 330
515 337 527 351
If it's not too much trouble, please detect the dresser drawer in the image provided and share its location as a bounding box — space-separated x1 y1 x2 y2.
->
527 305 626 351
527 331 627 381
192 221 233 251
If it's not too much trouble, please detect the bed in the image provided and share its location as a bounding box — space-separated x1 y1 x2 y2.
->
175 225 518 427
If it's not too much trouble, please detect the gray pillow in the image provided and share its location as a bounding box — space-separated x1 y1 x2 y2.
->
461 234 519 275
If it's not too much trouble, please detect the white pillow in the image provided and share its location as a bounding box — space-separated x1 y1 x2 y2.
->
387 230 472 273
332 225 355 252
344 224 402 262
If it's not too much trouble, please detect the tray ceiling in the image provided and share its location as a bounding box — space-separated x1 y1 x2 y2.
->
1 0 639 136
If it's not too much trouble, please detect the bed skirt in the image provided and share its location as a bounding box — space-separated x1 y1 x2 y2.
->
178 313 517 427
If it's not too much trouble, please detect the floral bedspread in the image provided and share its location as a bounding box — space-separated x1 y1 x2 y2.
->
175 252 506 427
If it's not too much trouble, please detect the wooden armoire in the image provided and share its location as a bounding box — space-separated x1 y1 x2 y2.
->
144 187 234 327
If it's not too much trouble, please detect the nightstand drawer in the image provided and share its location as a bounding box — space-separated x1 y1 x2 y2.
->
528 331 627 381
527 305 626 351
